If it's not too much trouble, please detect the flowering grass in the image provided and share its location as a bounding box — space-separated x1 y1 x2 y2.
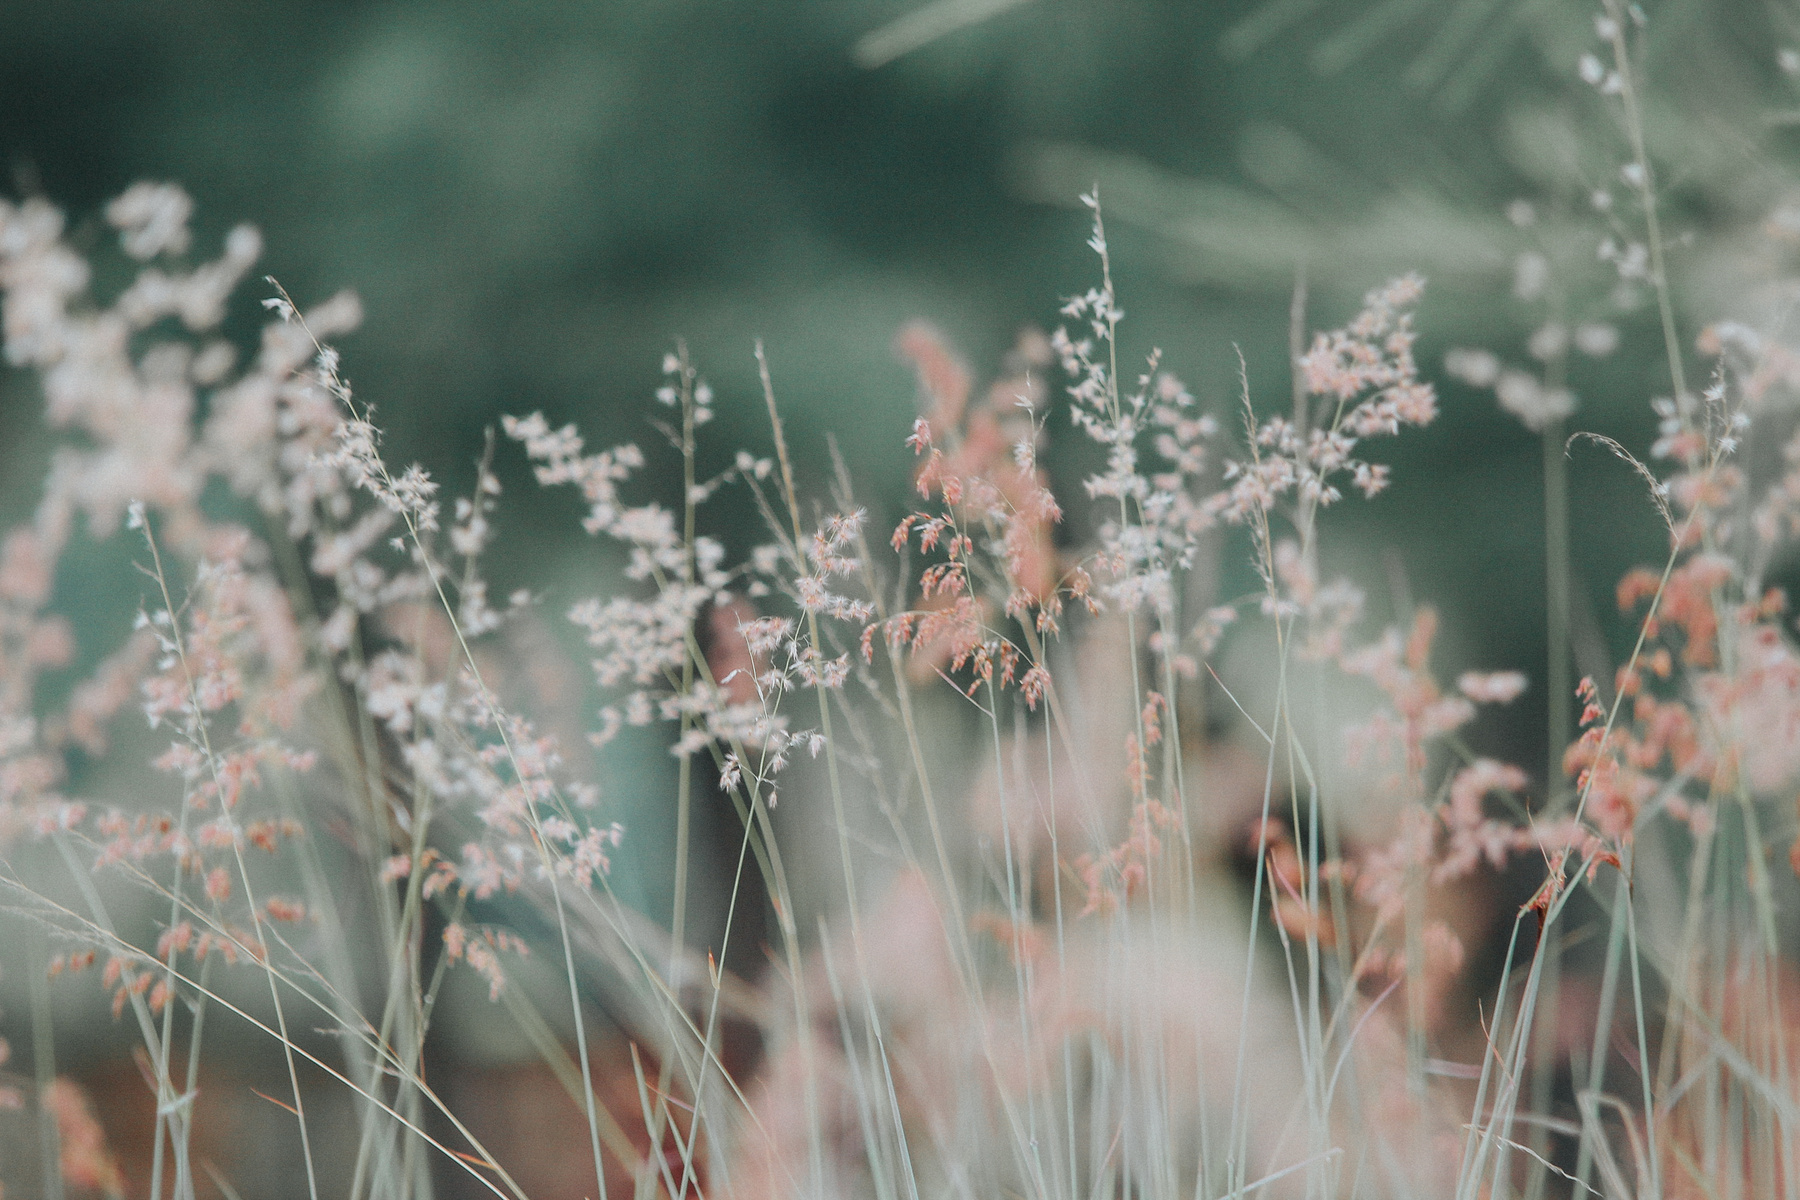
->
3 5 1800 1198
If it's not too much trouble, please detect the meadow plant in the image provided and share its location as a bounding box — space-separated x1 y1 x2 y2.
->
5 7 1800 1198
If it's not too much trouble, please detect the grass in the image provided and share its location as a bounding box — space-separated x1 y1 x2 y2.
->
4 7 1800 1197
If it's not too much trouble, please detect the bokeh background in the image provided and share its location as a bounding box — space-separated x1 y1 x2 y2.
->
1 1 1796 1191
5 0 1787 780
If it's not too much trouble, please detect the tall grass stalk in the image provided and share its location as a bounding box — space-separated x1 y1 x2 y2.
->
8 19 1800 1192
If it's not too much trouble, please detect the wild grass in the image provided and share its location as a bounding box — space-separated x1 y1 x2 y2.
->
3 4 1800 1198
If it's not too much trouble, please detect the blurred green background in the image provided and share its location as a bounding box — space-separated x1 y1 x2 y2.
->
4 4 1800 1192
2 0 1794 854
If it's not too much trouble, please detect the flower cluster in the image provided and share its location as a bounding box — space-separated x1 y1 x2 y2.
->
872 324 1066 705
1053 196 1216 628
0 185 657 1032
508 347 877 843
1211 275 1434 528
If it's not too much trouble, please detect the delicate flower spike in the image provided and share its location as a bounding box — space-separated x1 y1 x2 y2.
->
1205 274 1432 540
